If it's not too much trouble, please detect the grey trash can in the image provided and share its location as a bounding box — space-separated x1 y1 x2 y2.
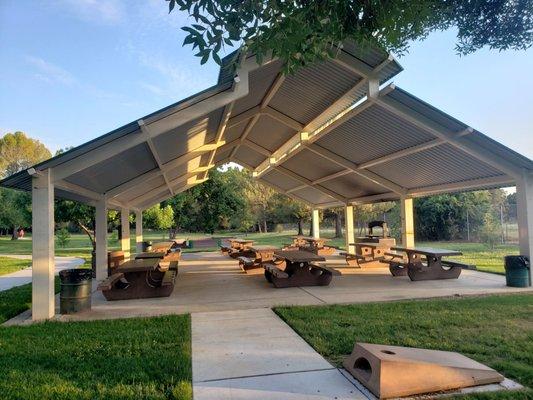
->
504 256 530 288
59 269 92 314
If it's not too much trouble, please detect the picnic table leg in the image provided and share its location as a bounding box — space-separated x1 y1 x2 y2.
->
389 261 408 276
269 261 333 288
407 254 462 281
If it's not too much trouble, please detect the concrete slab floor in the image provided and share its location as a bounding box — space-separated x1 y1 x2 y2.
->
5 251 532 325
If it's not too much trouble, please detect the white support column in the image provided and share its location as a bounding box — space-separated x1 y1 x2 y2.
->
120 208 130 260
31 169 55 321
400 197 415 247
135 210 143 254
345 204 355 254
95 200 108 281
516 172 533 286
312 208 320 239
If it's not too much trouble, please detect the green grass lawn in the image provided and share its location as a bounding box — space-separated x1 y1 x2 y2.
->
0 278 60 324
276 294 533 399
0 315 192 400
0 256 30 276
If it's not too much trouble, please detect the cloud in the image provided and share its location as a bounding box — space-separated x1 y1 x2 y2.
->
25 56 76 86
139 82 166 96
57 0 124 24
132 46 214 99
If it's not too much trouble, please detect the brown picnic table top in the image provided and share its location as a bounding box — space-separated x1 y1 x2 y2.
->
150 241 174 251
349 242 380 247
135 252 167 259
116 258 160 273
274 250 325 263
391 246 462 257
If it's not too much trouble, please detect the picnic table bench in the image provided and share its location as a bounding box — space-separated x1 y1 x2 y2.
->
341 242 391 267
238 245 279 272
385 246 470 280
98 253 179 301
263 250 335 288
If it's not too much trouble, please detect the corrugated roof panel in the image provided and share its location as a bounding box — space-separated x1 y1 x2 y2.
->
315 104 434 164
246 115 296 152
117 175 166 203
386 88 465 133
232 60 283 116
64 143 157 193
461 131 533 171
165 156 204 180
213 147 233 164
223 120 247 143
369 143 504 189
280 149 345 181
259 169 303 191
152 108 223 164
292 186 337 205
269 60 361 125
320 172 389 199
233 146 265 168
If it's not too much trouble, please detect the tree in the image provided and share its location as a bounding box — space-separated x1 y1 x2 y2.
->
168 0 532 72
0 132 51 178
55 200 96 250
0 132 52 239
144 204 174 230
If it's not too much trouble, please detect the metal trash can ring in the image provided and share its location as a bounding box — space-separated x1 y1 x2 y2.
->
59 269 92 314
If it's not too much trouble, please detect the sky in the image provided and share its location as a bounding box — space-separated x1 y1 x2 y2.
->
0 0 532 160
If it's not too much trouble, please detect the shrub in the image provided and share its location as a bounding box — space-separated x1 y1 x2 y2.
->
55 228 71 248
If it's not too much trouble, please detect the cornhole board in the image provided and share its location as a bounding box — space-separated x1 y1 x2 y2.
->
343 343 504 399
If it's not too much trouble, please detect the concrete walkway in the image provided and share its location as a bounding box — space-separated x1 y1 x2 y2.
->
0 255 85 291
192 308 369 399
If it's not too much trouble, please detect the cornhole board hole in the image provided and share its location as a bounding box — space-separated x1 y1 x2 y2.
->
343 343 504 399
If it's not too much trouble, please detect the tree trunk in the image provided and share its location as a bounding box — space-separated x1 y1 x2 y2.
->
11 226 18 240
297 219 303 235
263 220 268 233
335 212 342 238
257 223 262 233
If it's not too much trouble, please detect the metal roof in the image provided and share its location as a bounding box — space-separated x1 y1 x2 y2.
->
2 44 531 211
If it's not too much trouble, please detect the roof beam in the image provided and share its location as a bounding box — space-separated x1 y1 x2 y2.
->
375 89 522 179
135 178 208 210
357 129 472 170
348 192 398 204
130 168 210 207
305 143 407 195
227 105 261 129
138 120 174 196
311 169 352 185
230 72 286 159
105 140 225 199
254 79 380 178
241 139 272 157
408 175 515 198
263 106 304 131
275 165 348 203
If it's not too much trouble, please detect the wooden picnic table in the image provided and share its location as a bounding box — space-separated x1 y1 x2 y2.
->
99 255 177 301
263 250 333 288
150 241 175 252
388 246 464 281
227 239 255 258
237 245 279 272
116 258 160 273
135 251 167 259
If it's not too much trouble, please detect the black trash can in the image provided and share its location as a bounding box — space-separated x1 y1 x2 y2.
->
59 269 92 314
142 241 153 252
504 256 530 288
